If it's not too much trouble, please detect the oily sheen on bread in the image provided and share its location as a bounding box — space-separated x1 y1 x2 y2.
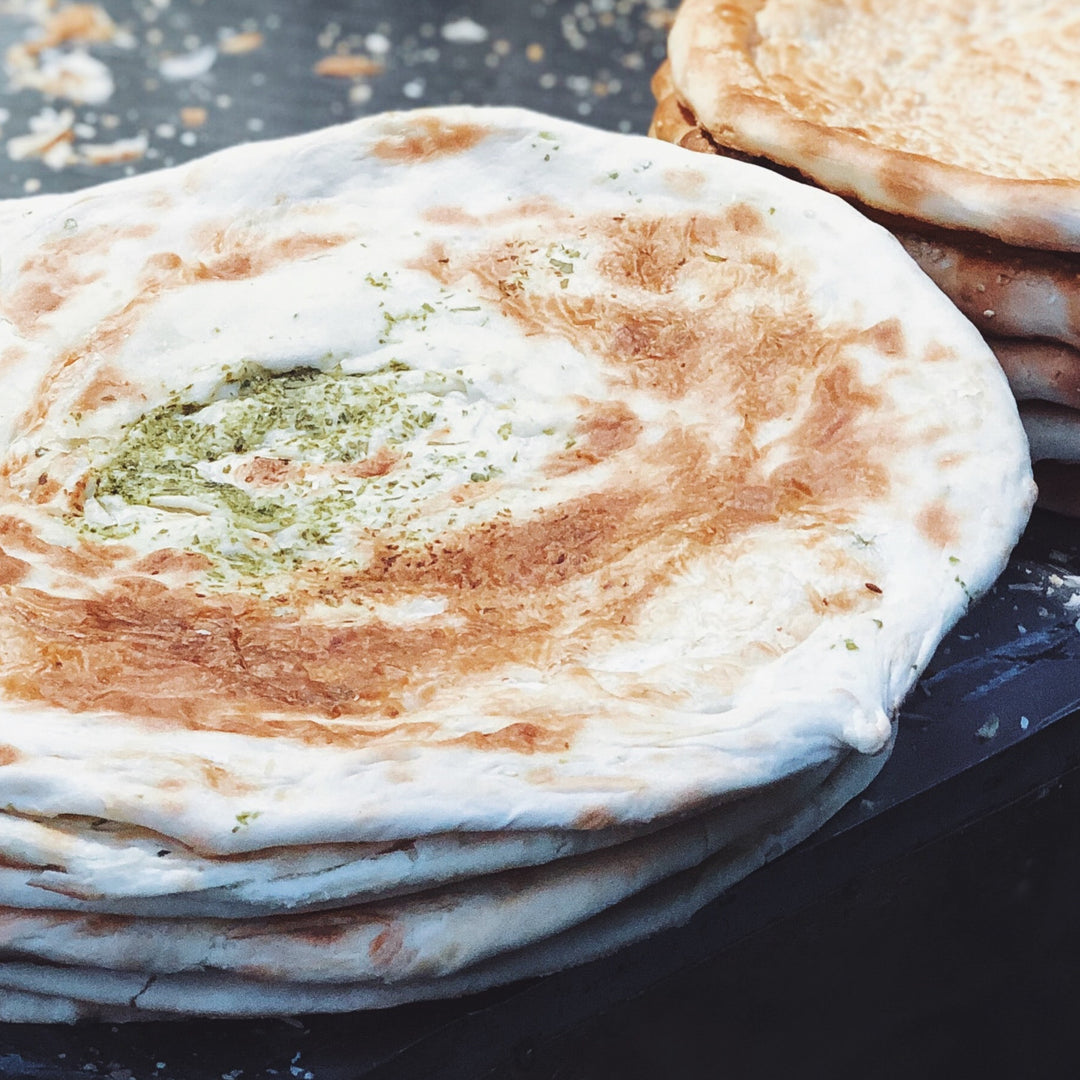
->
667 0 1080 251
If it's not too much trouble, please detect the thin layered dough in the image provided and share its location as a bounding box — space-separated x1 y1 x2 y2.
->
0 814 669 916
990 338 1080 411
667 0 1080 250
0 760 838 984
889 230 1080 353
0 747 885 1020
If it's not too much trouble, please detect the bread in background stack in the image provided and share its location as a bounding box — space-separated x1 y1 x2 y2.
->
655 0 1080 516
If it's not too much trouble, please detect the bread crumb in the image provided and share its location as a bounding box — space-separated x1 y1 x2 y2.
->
7 106 147 169
313 54 384 79
25 3 117 56
180 106 207 128
78 132 148 165
8 47 114 105
219 31 264 55
159 45 217 82
7 106 76 167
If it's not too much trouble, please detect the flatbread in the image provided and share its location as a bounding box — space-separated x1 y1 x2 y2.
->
0 106 1031 863
0 813 667 916
0 745 887 1020
1018 401 1080 465
889 230 1080 353
649 61 713 152
0 764 819 921
0 760 839 983
0 107 1034 1018
653 57 1080 353
990 338 1080 411
667 0 1080 251
650 78 1080 420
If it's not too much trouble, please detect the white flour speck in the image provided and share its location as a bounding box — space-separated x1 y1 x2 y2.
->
441 17 488 44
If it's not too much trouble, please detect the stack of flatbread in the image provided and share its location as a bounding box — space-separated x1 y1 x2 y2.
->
653 0 1080 516
0 105 1032 1020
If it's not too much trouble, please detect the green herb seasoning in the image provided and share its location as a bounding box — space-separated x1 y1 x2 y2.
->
79 363 493 583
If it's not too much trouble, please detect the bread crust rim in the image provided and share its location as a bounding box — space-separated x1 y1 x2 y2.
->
667 0 1080 252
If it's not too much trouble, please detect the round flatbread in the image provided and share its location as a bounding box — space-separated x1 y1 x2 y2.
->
667 0 1080 251
0 105 1031 860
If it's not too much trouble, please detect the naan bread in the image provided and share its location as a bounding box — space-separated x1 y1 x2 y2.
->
0 107 1034 1017
0 746 885 1019
0 107 1029 860
667 0 1080 251
650 66 1080 506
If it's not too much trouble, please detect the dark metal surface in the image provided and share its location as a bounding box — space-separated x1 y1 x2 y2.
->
0 2 1077 1076
0 0 669 195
